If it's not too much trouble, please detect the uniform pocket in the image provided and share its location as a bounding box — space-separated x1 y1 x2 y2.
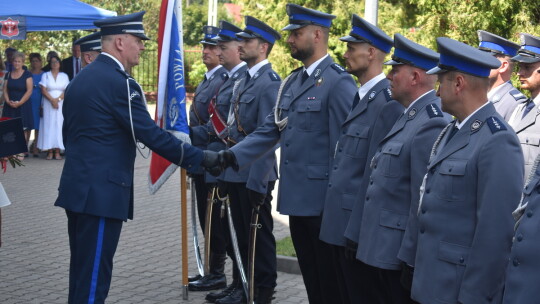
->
379 142 404 178
434 159 467 201
306 165 328 180
435 241 468 303
343 125 370 158
107 170 132 188
297 100 322 131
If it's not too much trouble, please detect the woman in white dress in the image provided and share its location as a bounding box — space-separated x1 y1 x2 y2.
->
37 55 69 160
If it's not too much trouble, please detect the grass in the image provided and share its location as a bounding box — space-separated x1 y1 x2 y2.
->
276 236 297 257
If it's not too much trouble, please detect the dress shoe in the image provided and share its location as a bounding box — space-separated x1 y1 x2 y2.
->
206 281 237 303
188 273 226 291
188 274 202 282
215 287 246 304
255 287 275 304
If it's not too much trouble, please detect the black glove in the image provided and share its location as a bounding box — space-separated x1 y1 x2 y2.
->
248 189 266 210
201 150 222 177
344 238 358 261
218 150 239 171
217 180 228 197
188 126 194 142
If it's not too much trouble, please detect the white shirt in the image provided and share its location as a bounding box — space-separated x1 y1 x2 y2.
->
404 90 434 114
228 62 247 77
248 59 269 78
303 54 329 76
205 65 223 80
358 73 386 100
102 52 124 71
456 101 490 129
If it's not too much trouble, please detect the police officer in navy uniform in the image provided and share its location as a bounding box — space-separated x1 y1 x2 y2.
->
508 33 540 180
219 16 281 304
187 25 230 289
55 12 219 304
411 37 524 304
215 4 357 303
74 31 101 68
477 30 526 121
190 20 248 298
355 33 450 303
318 14 403 303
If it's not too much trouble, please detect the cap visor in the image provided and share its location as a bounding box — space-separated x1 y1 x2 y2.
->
131 33 150 40
236 32 257 39
511 54 540 63
282 24 304 31
426 66 446 75
384 59 404 66
200 39 217 45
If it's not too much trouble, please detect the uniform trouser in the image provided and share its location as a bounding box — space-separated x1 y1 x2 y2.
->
330 244 383 304
227 181 277 288
289 215 340 304
193 173 228 256
66 210 123 304
375 268 418 304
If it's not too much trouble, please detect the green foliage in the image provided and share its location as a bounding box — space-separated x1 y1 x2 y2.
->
188 60 207 90
276 236 297 257
183 2 233 45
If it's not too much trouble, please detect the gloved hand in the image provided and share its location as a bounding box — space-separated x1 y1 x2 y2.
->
248 189 266 210
218 150 239 171
344 238 358 261
188 126 194 142
201 150 222 177
217 180 228 197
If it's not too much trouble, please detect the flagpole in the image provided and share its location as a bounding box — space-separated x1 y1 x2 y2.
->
181 168 189 300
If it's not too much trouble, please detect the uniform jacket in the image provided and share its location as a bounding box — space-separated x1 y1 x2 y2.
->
509 97 540 180
55 54 203 221
222 63 279 194
412 103 524 304
490 81 526 121
189 66 228 175
230 56 357 216
319 78 402 246
355 91 449 269
503 158 540 304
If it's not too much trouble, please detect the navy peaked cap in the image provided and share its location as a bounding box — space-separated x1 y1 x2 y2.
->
75 32 102 52
213 21 243 42
94 11 149 40
237 16 281 44
512 33 540 63
340 14 393 53
282 3 336 31
200 26 220 45
385 33 439 70
477 30 520 57
427 37 501 77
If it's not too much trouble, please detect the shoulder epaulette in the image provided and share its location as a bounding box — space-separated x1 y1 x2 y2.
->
220 72 228 80
383 87 392 101
330 63 347 74
426 103 444 118
509 89 527 102
486 116 507 133
269 71 280 81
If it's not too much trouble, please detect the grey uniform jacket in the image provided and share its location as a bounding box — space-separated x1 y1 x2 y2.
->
222 63 280 194
503 157 540 304
490 81 526 122
319 78 403 246
411 103 524 304
189 66 228 174
356 91 449 269
510 99 540 180
230 56 357 216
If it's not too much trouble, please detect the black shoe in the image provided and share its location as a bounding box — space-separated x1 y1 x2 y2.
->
215 287 246 304
254 287 275 304
188 274 202 282
188 273 227 291
206 281 238 303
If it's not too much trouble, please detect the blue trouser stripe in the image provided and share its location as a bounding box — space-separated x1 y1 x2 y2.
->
88 217 105 304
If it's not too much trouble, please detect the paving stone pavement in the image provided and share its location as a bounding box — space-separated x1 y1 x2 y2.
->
0 145 308 303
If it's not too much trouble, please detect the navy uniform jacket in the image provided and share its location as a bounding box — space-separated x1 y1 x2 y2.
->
230 56 356 216
356 91 449 269
222 63 279 194
490 81 526 121
412 103 524 304
319 78 402 246
189 66 228 174
55 54 203 221
191 64 247 183
503 158 540 304
509 98 540 180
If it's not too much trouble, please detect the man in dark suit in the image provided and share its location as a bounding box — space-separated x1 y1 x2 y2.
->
55 12 219 304
61 39 81 80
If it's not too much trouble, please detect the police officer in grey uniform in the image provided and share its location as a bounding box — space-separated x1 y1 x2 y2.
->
411 37 524 304
187 26 230 290
355 33 449 303
216 4 357 303
219 16 281 304
74 31 101 68
477 30 526 121
318 14 403 303
508 33 540 180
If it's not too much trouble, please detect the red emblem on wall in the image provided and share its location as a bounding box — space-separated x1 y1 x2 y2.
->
1 18 20 37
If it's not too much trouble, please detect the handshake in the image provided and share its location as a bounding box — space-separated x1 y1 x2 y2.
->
200 150 238 176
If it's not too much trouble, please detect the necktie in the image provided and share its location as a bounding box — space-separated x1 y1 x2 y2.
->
203 74 208 83
522 99 535 119
446 125 459 144
75 58 80 75
301 70 309 84
351 93 360 109
245 71 251 83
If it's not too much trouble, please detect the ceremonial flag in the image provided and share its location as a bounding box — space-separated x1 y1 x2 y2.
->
148 0 189 194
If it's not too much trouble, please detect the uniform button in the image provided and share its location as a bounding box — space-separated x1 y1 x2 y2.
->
449 168 452 172
291 108 295 112
288 126 292 130
339 148 343 152
325 172 329 177
328 183 332 188
374 164 377 169
513 258 519 267
370 179 373 185
366 196 370 201
284 160 289 164
343 130 346 134
397 221 401 227
378 148 382 152
459 257 464 264
426 189 430 194
527 210 533 217
429 168 435 174
517 234 523 242
421 208 426 214
122 183 126 186
334 166 338 170
420 228 425 234
307 106 311 110
285 143 290 147
356 132 360 136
